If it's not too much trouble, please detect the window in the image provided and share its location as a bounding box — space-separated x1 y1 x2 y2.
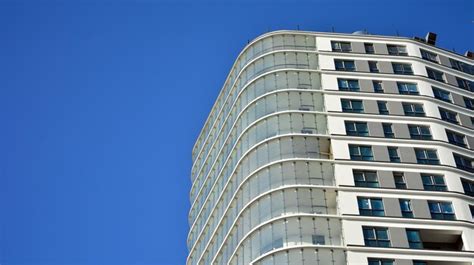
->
382 123 394 138
338 78 360 91
439 107 458 124
392 63 413 75
429 201 455 220
331 41 352 52
420 49 438 62
403 103 425 116
399 199 413 218
369 61 379 73
335 59 356 71
393 172 407 189
413 261 427 265
358 197 385 216
349 145 374 161
341 99 364 113
377 101 389 115
312 235 325 245
446 130 466 147
421 174 447 191
373 80 384 93
464 97 474 110
406 229 423 249
397 82 418 94
415 148 439 165
470 205 474 218
364 43 375 54
426 67 445 82
461 179 474 196
353 170 379 187
408 124 432 140
368 259 394 265
450 58 474 74
345 121 369 136
432 87 451 102
453 153 473 172
363 227 390 247
456 77 474 91
388 147 400 162
387 44 408 56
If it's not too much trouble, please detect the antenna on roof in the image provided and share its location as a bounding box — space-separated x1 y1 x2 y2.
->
396 30 399 36
331 26 335 32
297 25 300 30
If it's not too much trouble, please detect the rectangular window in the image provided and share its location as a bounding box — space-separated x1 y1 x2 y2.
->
349 145 374 161
335 59 356 71
392 63 413 75
368 259 394 265
456 77 474 91
406 229 423 249
420 49 438 62
446 130 466 147
358 197 385 216
364 43 375 54
415 148 439 165
388 147 400 162
338 78 360 91
450 58 474 74
453 153 473 172
312 235 325 245
421 174 447 191
464 97 474 110
369 61 379 73
470 205 474 218
393 172 407 189
373 80 384 93
345 121 369 136
399 199 414 218
331 41 352 52
382 123 394 138
363 227 390 247
377 101 389 115
426 67 445 82
439 107 458 124
341 99 364 113
432 87 451 102
387 45 408 56
461 179 474 197
429 201 455 220
413 261 427 265
397 82 419 94
403 103 425 116
408 124 432 140
353 170 379 187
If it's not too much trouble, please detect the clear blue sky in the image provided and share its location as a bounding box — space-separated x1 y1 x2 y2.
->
0 0 472 264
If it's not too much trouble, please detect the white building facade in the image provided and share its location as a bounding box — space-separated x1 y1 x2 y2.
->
187 30 474 265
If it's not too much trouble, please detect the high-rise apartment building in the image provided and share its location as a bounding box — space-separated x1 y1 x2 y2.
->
187 30 474 265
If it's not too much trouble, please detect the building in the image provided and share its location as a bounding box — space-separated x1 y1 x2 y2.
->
187 30 474 265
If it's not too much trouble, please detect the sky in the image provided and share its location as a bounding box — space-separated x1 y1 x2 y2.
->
0 0 472 264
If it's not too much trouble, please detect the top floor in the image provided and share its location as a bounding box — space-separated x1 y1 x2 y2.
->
191 29 473 166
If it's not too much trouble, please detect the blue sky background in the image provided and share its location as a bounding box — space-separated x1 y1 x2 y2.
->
0 0 472 264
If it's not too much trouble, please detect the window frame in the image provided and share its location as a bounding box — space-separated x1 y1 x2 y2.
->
420 49 438 63
377 101 389 115
432 87 452 102
408 124 432 140
358 197 385 216
428 201 455 220
387 44 408 56
446 129 466 147
397 82 419 94
353 170 379 188
335 59 356 71
393 172 407 189
426 67 445 82
421 174 447 191
392 62 414 75
349 145 374 161
415 148 439 165
341 99 364 113
338 78 360 91
331 41 352 52
363 226 391 247
345 121 369 136
403 103 425 116
439 107 458 124
399 199 414 218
